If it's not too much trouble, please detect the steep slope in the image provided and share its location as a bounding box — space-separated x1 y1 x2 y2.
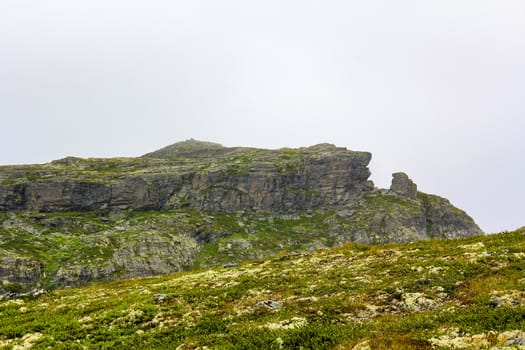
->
0 141 482 292
0 142 373 213
0 228 523 349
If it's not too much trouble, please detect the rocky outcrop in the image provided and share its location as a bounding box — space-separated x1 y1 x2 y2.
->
51 232 199 287
0 140 484 292
348 191 483 244
390 172 417 199
420 193 483 239
345 173 482 244
0 143 373 213
0 254 43 292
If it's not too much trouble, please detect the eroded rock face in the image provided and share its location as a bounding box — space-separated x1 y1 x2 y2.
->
0 255 43 291
390 172 417 199
348 190 483 245
0 143 373 213
51 232 199 287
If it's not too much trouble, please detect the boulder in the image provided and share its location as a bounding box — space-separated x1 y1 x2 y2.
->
390 172 417 199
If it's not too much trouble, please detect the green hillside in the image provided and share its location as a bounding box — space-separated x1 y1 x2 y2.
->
1 228 524 349
0 142 483 293
0 189 479 293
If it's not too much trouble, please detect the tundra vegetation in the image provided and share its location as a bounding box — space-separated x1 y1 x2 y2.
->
0 141 500 349
0 227 524 349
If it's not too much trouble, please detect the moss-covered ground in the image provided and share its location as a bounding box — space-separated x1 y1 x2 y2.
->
0 209 346 290
0 228 524 349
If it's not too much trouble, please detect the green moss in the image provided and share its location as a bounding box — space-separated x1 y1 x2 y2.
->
1 229 524 349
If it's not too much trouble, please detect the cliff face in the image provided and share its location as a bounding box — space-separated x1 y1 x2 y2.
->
0 141 483 294
0 143 372 213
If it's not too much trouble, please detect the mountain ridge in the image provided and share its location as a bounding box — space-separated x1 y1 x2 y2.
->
0 140 483 293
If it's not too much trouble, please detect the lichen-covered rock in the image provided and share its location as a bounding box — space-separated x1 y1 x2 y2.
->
51 232 199 287
390 172 417 199
0 254 43 292
0 142 373 213
347 191 482 244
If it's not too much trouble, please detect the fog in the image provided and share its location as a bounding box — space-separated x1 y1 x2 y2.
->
1 1 524 233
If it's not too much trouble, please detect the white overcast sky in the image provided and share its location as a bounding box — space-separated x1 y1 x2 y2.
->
0 1 524 233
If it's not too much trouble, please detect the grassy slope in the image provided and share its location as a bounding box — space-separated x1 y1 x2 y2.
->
0 188 471 292
1 228 524 349
0 209 342 290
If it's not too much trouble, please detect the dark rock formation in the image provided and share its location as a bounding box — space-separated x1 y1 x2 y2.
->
390 172 417 199
0 142 373 213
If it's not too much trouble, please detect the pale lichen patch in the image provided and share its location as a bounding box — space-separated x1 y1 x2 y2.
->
459 242 485 251
429 329 525 349
491 290 525 307
10 333 44 350
78 315 93 327
261 317 307 330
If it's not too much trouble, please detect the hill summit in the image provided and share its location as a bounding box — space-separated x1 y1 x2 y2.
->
142 139 226 159
0 140 482 293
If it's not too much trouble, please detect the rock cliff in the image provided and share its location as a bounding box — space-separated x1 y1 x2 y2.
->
0 140 483 294
0 142 372 213
390 172 417 199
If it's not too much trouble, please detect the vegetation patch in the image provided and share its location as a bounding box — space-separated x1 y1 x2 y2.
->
0 228 523 348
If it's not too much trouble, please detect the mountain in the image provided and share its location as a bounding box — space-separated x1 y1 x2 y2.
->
0 228 523 349
0 140 482 293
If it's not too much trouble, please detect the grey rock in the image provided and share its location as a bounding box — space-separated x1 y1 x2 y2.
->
390 172 417 199
0 144 373 213
336 208 355 218
349 190 483 244
154 294 166 303
256 300 283 309
0 255 43 290
222 263 238 268
29 289 47 297
51 232 199 287
489 295 503 308
505 337 525 346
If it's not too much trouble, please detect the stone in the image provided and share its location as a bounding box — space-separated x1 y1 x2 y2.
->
0 256 43 292
29 289 47 298
256 300 282 309
505 337 525 346
489 295 503 308
154 294 166 303
390 172 417 199
222 263 238 268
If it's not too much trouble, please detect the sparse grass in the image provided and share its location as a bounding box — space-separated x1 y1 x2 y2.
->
0 209 347 291
0 228 523 349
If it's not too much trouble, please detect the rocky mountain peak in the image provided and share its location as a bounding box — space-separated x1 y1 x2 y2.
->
142 139 226 159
